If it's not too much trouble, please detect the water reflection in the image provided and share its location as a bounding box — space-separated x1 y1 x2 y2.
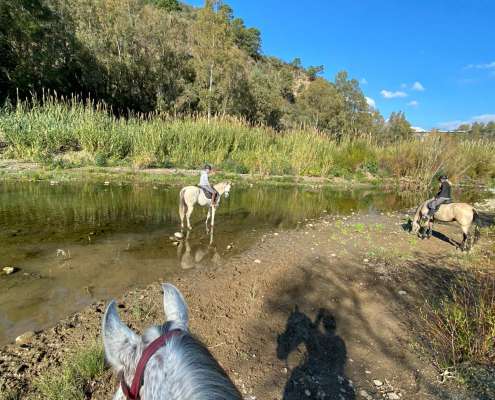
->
177 229 219 270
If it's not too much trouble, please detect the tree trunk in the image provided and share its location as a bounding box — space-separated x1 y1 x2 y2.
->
207 63 214 123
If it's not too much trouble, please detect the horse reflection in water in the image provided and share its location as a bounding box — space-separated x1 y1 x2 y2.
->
177 229 221 270
277 307 355 400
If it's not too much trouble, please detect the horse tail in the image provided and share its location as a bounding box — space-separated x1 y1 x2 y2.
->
472 209 481 245
179 188 187 220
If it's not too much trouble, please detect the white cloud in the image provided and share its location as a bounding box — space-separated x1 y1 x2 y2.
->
411 81 425 91
412 126 427 133
438 120 463 130
472 114 495 123
365 96 375 108
438 114 495 130
407 100 419 107
400 83 408 89
380 90 407 99
465 61 495 70
360 78 368 85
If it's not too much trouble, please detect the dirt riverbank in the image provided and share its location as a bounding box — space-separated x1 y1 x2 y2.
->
0 159 400 189
1 210 494 400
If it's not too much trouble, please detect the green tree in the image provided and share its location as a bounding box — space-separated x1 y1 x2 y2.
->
295 78 344 135
147 0 180 11
334 70 373 138
306 65 324 80
231 18 261 58
385 111 412 142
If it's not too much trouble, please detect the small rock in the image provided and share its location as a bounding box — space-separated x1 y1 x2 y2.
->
56 249 67 257
359 390 370 399
172 241 180 246
15 331 35 345
305 389 311 396
387 393 400 400
103 181 110 186
363 258 369 263
2 266 16 275
331 253 336 257
398 290 407 295
373 379 383 387
282 367 288 374
365 370 371 374
274 232 279 236
174 232 184 240
226 244 233 250
254 259 261 264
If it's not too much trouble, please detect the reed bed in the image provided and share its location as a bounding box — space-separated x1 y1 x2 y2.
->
1 98 494 184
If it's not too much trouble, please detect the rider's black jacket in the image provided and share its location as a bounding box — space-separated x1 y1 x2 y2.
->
436 181 451 198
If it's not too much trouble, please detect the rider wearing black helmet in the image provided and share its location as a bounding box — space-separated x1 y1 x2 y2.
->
426 175 452 218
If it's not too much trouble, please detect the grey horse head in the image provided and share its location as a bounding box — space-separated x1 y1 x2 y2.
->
102 283 242 400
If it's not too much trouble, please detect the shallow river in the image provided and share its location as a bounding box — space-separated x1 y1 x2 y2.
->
0 181 487 344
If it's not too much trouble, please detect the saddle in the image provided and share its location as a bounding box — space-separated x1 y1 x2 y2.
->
429 198 452 213
198 186 211 199
198 186 216 200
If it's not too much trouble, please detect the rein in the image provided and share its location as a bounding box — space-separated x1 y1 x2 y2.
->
119 329 183 400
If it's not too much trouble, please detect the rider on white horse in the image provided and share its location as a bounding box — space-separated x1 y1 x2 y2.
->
199 164 218 206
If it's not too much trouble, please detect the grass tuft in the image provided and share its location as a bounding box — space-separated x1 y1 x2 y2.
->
34 343 105 400
420 272 495 397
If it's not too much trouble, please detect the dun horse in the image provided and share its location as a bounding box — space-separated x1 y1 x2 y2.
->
411 199 480 251
179 182 231 231
102 283 242 400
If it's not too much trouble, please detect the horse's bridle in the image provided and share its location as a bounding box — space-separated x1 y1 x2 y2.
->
119 329 183 400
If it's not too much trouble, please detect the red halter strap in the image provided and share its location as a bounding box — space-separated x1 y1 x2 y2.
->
119 329 183 400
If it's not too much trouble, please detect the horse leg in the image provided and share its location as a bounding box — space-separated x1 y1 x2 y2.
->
179 193 185 229
427 219 433 239
461 225 470 251
211 206 216 227
205 208 211 233
186 205 194 230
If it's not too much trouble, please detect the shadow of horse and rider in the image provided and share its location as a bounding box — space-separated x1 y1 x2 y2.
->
277 307 355 400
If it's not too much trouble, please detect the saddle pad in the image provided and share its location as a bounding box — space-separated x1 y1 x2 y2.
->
198 186 213 199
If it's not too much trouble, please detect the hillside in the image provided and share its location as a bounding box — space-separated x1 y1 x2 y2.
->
0 0 408 140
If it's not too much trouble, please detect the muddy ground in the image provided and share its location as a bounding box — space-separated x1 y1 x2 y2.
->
1 210 494 400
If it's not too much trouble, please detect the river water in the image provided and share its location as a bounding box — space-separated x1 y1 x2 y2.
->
0 181 488 344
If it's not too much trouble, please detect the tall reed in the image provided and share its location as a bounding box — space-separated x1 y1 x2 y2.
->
1 97 494 183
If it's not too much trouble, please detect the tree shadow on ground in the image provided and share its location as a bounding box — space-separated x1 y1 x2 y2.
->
277 306 354 400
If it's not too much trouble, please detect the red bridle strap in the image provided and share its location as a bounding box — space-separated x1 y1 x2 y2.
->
119 329 183 400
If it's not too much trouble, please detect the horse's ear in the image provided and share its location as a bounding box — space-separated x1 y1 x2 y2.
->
102 301 141 371
162 283 189 331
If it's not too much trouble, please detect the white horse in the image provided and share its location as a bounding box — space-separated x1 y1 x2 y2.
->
179 182 231 231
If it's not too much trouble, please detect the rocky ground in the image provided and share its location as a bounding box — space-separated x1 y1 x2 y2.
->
1 210 494 400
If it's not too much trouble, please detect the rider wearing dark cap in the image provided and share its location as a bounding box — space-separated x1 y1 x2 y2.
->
427 175 452 218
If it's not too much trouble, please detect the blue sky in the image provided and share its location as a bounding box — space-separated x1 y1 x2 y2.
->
185 0 494 130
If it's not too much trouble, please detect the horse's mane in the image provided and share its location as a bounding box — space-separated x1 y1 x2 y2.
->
144 331 242 400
